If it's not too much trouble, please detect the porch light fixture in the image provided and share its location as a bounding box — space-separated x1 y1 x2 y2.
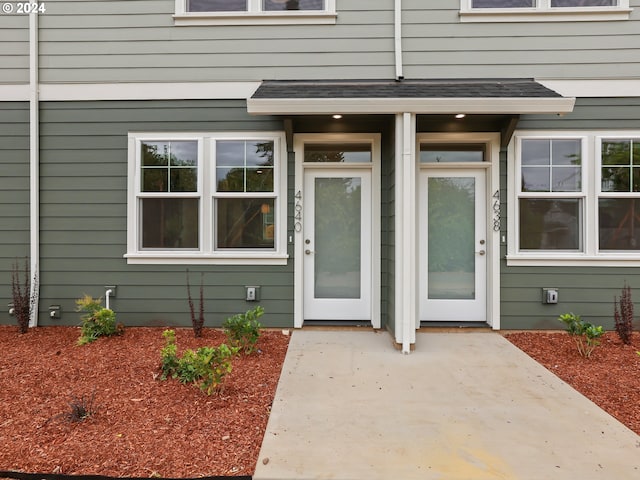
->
332 114 343 119
455 113 466 119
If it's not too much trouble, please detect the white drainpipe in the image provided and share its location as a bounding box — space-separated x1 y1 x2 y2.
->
394 0 404 80
29 11 40 327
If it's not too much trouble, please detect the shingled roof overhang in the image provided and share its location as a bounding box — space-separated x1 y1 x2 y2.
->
247 79 575 115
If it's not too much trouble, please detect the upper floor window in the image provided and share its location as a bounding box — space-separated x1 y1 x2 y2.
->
460 0 631 21
175 0 336 25
187 0 325 12
471 0 618 7
127 132 288 265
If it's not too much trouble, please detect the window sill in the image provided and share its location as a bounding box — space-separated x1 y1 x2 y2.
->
173 12 337 26
506 254 640 267
459 8 632 23
125 253 289 265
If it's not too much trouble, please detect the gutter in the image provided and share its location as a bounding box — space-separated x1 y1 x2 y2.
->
394 0 404 80
29 11 40 327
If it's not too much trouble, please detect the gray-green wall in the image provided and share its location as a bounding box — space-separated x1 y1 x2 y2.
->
33 100 292 328
0 103 30 313
4 1 639 84
501 98 640 330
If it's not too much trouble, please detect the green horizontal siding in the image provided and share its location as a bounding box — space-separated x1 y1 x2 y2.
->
32 100 292 328
0 14 29 83
501 98 640 330
0 103 30 317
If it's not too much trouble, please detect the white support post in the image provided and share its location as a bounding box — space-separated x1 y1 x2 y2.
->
394 113 417 353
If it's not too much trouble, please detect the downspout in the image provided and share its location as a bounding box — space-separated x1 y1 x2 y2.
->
394 0 404 80
28 11 40 327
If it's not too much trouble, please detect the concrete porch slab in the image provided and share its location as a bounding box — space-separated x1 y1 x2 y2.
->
254 330 640 480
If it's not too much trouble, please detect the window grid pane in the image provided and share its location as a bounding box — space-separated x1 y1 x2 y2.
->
141 141 198 193
521 139 581 193
187 0 248 12
263 0 324 10
216 140 275 193
519 199 582 251
216 198 275 249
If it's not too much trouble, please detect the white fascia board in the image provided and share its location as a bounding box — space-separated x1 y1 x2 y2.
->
538 79 640 98
37 82 261 101
247 97 576 115
0 84 29 101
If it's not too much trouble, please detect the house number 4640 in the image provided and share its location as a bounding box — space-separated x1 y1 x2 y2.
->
294 190 302 232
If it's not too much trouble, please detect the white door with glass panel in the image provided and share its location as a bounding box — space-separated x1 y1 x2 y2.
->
303 168 372 320
419 169 487 322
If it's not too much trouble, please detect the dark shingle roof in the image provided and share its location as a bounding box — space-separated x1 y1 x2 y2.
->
251 79 562 99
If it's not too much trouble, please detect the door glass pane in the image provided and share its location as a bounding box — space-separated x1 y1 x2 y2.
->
420 144 485 163
304 144 371 163
314 177 361 298
428 177 475 300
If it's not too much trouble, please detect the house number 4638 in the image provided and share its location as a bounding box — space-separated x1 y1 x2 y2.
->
492 190 501 232
294 190 302 232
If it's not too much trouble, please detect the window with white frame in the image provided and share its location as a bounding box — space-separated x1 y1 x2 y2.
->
127 132 288 264
509 132 640 265
598 138 640 251
175 0 336 25
460 0 631 21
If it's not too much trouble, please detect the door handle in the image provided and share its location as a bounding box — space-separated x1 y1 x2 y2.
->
305 249 315 255
477 250 486 256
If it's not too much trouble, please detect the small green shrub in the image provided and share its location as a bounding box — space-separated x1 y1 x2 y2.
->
558 312 604 359
75 294 122 345
223 306 264 354
159 329 236 395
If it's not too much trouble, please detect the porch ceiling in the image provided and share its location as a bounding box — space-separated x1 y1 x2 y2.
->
247 78 576 115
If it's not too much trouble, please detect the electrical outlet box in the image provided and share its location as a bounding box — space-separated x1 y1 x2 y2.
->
49 305 61 320
245 286 260 302
542 288 558 304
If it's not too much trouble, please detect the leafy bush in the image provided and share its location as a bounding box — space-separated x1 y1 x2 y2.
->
75 294 123 345
558 312 604 359
223 306 264 354
614 282 634 345
160 329 236 395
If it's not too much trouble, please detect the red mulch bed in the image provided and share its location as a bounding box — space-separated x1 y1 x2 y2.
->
0 326 290 478
505 331 640 436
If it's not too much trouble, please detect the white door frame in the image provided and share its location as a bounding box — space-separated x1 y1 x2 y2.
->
293 133 381 328
416 132 501 329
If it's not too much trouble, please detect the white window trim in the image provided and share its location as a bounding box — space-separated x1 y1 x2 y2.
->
174 0 336 26
507 130 640 267
460 0 631 22
126 131 288 265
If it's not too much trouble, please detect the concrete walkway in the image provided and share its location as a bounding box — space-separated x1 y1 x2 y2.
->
254 330 640 480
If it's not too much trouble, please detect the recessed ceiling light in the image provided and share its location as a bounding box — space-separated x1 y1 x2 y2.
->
455 113 466 119
332 114 343 119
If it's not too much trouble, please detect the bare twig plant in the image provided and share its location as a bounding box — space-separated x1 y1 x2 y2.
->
11 258 38 334
186 269 205 337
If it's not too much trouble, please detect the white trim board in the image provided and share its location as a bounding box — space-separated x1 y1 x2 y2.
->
4 80 640 103
538 79 640 98
0 82 261 102
247 97 576 115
